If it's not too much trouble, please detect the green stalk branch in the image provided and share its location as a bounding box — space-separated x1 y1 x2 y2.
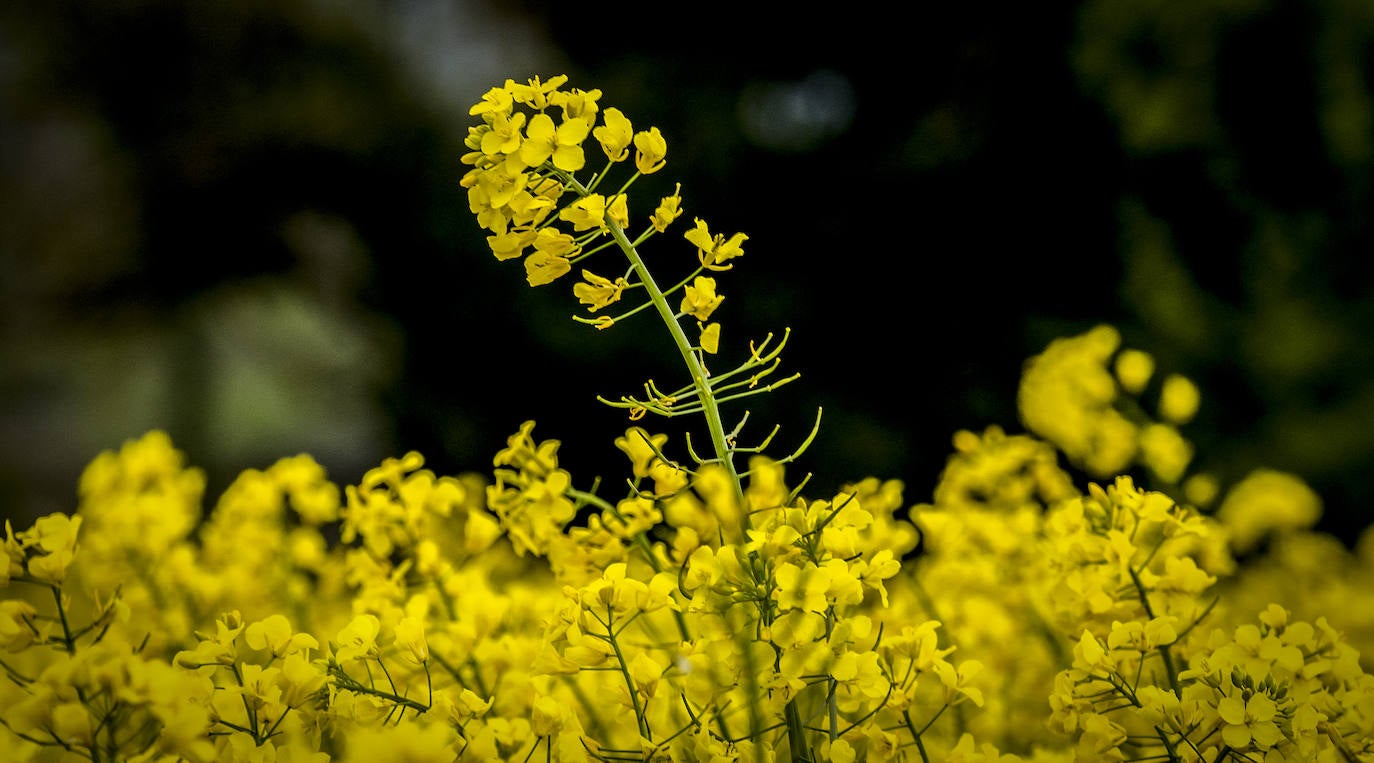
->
563 174 748 521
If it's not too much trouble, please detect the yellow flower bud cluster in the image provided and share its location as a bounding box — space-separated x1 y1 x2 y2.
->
460 74 673 289
1052 602 1374 761
1214 468 1323 555
1018 324 1203 487
462 74 743 361
907 421 1374 760
486 420 578 558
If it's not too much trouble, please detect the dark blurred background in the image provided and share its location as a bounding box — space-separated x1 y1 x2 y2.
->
3 0 1372 545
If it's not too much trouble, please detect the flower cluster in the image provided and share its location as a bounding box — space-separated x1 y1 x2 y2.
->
1051 601 1374 761
1 75 1371 763
461 73 751 373
1017 324 1203 492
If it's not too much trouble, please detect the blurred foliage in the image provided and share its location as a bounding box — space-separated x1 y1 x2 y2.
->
1 0 1371 545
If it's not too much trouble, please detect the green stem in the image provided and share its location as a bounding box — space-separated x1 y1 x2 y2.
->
599 609 652 742
903 711 931 763
51 585 77 655
783 700 810 762
331 662 430 714
229 663 261 742
1127 565 1181 696
563 173 746 522
611 216 740 507
825 610 838 744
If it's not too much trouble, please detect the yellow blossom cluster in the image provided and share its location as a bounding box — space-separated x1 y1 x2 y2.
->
907 336 1374 760
2 75 1372 763
1017 324 1202 489
461 74 741 359
4 384 1372 760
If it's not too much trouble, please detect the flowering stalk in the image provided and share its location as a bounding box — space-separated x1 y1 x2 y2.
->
564 172 746 514
460 75 827 759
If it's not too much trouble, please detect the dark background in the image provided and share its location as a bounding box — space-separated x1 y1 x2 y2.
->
3 0 1372 545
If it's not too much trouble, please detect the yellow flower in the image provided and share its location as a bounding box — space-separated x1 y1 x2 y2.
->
272 453 340 524
865 727 901 762
770 610 826 648
1 521 23 585
853 549 900 606
478 110 526 157
698 322 720 354
550 86 601 121
1114 348 1155 394
1138 422 1193 484
493 419 559 472
174 611 245 668
827 738 857 763
1017 324 1139 477
573 270 628 312
509 181 560 225
633 127 667 174
1217 692 1282 749
1183 471 1220 508
1073 629 1113 671
650 183 683 232
508 74 568 109
51 701 93 748
1075 714 1127 762
394 615 429 664
629 650 666 699
464 510 504 554
520 113 589 172
1158 373 1201 424
606 193 629 228
334 614 381 664
0 600 38 651
524 228 578 286
681 276 723 321
434 687 494 725
244 614 318 658
614 427 669 480
1216 469 1322 554
530 694 569 737
593 107 634 161
559 194 606 231
774 562 829 613
522 250 571 285
20 513 82 583
279 652 327 707
945 732 1018 763
830 650 888 700
933 658 985 707
468 85 514 118
684 218 747 270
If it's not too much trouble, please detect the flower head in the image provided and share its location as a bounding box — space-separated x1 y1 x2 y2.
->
633 127 667 174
